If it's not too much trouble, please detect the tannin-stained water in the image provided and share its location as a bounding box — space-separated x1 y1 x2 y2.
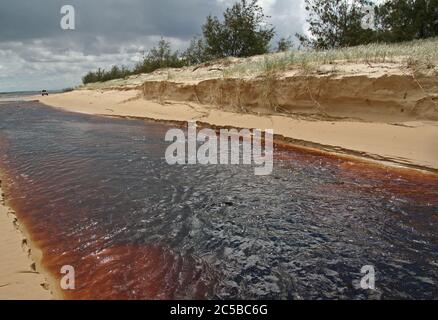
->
0 101 437 299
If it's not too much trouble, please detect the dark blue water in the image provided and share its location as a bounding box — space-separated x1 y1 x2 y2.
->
0 101 437 299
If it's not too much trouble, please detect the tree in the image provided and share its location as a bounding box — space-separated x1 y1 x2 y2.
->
202 0 275 58
297 0 376 49
276 37 294 52
298 0 438 49
377 0 438 42
82 71 96 84
149 38 178 67
182 37 210 65
134 38 184 73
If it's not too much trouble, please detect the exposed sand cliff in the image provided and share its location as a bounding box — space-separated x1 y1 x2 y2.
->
139 67 438 123
81 51 438 122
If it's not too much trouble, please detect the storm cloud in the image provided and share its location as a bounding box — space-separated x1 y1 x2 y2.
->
0 0 306 91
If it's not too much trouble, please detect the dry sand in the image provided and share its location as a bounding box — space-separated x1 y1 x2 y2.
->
39 89 438 172
0 183 51 300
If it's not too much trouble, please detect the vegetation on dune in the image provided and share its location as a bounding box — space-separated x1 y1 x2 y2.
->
82 65 132 84
82 0 438 85
202 0 275 58
225 37 438 78
377 0 438 43
296 0 376 49
83 0 274 84
133 38 185 74
276 37 294 52
297 0 438 49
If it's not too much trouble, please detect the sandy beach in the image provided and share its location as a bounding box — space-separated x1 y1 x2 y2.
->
0 182 51 300
37 88 438 172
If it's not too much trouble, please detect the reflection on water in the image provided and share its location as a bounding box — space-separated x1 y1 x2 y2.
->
0 101 437 300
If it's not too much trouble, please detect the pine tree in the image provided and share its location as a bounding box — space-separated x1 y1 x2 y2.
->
276 37 294 52
377 0 438 42
297 0 376 49
202 0 275 58
182 37 210 65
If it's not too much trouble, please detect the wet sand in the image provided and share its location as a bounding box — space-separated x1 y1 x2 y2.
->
0 182 51 300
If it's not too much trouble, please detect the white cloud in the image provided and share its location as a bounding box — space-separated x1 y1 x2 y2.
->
0 0 308 92
0 35 191 92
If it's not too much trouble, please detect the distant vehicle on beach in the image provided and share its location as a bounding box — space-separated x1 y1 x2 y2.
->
41 90 49 96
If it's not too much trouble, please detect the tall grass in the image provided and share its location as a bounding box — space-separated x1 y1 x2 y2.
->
82 37 438 88
224 37 438 78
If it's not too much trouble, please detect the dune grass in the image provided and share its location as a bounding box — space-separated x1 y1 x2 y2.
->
224 37 438 78
81 37 438 89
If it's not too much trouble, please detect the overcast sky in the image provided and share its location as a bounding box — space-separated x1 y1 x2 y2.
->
0 0 307 92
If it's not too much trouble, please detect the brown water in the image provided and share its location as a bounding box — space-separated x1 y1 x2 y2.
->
0 101 437 300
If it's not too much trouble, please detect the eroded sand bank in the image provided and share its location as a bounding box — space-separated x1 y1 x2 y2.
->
38 89 438 172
